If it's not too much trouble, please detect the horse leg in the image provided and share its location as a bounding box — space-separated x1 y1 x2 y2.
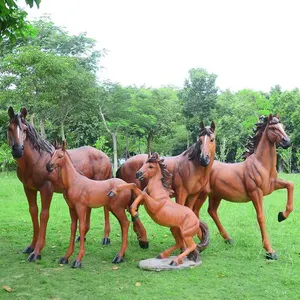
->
251 191 277 259
102 206 111 245
76 207 91 242
193 191 208 240
23 188 39 254
157 227 184 259
58 207 78 265
208 195 233 243
110 207 130 264
170 236 197 266
274 178 294 221
108 183 142 197
129 194 149 249
72 204 87 268
28 184 53 262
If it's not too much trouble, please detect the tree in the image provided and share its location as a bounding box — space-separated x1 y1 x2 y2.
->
0 0 40 42
179 68 218 140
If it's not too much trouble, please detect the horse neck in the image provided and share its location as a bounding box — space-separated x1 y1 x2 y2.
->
146 168 167 199
254 129 277 171
17 139 48 169
59 154 79 189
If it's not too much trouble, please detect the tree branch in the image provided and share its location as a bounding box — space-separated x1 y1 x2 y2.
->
99 106 112 135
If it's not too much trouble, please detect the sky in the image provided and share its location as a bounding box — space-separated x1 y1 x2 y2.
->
26 0 300 92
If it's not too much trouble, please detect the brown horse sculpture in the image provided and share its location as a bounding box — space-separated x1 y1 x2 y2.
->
7 107 114 262
47 141 136 267
108 153 209 265
194 114 293 260
106 121 216 243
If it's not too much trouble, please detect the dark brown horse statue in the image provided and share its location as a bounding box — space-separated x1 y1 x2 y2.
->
194 114 293 260
7 107 113 262
105 121 216 243
108 153 209 265
47 141 137 267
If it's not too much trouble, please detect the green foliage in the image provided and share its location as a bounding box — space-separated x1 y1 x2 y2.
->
94 136 112 158
0 143 15 171
0 0 40 42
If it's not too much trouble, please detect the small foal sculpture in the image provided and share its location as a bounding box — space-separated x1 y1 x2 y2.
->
108 153 209 266
47 141 136 268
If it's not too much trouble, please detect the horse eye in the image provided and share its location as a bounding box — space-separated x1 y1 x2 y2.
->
58 155 63 159
210 138 215 142
149 165 153 169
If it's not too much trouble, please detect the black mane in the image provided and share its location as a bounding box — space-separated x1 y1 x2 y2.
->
147 153 173 195
242 115 279 159
15 113 54 154
183 126 213 161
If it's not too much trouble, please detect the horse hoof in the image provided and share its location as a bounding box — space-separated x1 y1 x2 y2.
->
71 260 82 268
225 239 234 245
76 236 86 242
170 260 178 266
58 257 69 264
101 237 111 245
107 191 116 197
112 254 124 264
266 252 278 260
23 246 34 254
139 240 149 249
278 212 286 222
156 254 163 259
27 253 41 262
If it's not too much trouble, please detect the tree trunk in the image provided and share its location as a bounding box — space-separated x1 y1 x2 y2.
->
61 121 65 141
40 119 46 139
112 132 118 174
30 113 35 127
125 134 129 160
146 132 152 154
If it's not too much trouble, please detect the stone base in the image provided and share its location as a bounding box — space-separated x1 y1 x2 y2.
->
138 256 202 271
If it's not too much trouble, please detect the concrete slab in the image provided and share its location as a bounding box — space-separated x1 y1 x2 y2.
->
138 256 202 271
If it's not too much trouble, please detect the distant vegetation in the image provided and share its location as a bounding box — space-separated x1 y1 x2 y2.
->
1 17 299 172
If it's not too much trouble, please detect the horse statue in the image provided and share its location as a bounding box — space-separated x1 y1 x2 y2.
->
108 153 209 266
7 107 146 262
46 140 136 267
105 121 216 244
194 114 293 260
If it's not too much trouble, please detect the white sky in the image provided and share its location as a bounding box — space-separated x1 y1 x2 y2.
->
26 0 300 92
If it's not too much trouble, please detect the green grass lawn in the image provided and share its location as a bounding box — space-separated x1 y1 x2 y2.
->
0 172 299 300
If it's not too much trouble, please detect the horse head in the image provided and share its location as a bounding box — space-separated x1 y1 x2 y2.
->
46 140 67 172
136 153 161 181
266 114 291 149
7 107 28 159
196 121 216 167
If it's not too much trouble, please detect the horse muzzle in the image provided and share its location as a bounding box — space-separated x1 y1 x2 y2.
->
136 171 144 180
11 144 24 159
46 162 55 172
199 155 210 167
279 137 291 149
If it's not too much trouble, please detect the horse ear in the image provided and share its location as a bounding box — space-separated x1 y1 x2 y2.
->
276 113 280 120
200 121 205 130
8 106 15 120
154 152 159 159
62 140 67 151
210 121 216 132
148 152 151 159
20 107 27 119
53 140 59 150
268 114 273 122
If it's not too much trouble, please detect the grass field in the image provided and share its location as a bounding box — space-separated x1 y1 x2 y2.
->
0 172 299 300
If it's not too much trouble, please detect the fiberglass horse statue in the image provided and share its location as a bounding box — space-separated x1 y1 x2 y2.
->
46 141 137 267
105 121 216 245
194 114 294 260
7 107 116 262
108 153 209 265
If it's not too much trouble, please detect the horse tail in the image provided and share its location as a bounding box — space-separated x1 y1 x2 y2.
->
197 220 210 252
